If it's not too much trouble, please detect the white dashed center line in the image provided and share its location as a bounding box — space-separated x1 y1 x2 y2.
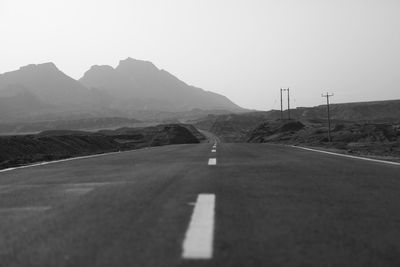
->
208 158 217 165
182 194 215 259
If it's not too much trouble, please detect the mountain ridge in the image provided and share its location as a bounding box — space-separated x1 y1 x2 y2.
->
0 58 244 122
80 57 242 112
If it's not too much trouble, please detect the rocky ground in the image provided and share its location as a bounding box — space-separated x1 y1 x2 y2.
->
193 113 268 142
194 113 400 161
0 124 205 170
248 120 400 161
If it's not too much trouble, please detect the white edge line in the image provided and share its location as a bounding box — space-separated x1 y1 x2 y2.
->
0 146 162 174
182 194 215 259
0 151 123 173
291 145 400 166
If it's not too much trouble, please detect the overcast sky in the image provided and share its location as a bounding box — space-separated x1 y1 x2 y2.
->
0 0 399 110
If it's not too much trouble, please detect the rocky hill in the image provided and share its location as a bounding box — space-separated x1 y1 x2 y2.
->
193 113 268 142
297 100 400 122
193 99 400 142
246 120 400 160
99 124 205 146
260 99 400 122
0 117 143 135
0 124 205 170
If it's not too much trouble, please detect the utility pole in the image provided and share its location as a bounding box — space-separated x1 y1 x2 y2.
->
287 87 290 120
321 92 334 142
280 88 283 120
281 88 290 120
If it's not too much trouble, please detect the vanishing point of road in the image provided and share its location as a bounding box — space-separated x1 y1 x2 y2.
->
0 138 399 267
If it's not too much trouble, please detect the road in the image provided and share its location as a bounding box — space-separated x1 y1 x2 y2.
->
0 140 399 267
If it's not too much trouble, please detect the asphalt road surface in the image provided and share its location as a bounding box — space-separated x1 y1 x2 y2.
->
0 140 399 267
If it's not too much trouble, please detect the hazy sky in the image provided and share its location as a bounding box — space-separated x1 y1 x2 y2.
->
0 0 399 110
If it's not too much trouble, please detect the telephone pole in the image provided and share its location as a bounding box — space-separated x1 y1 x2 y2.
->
280 88 283 120
321 92 334 142
281 88 290 120
287 88 290 120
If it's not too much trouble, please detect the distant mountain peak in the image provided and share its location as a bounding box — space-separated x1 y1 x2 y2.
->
0 61 94 109
119 57 155 65
88 65 114 71
83 65 115 77
116 57 158 73
18 62 59 73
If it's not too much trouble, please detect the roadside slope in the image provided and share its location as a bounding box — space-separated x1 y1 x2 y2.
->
0 124 204 170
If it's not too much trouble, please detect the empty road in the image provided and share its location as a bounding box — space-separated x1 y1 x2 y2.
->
0 140 399 267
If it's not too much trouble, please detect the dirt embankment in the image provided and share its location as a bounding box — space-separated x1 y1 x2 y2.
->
193 113 268 142
192 110 400 160
247 120 400 160
0 124 204 170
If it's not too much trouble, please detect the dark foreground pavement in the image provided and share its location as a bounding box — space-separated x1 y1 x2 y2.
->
0 141 399 267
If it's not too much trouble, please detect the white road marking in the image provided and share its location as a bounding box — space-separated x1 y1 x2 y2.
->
61 181 133 187
208 158 217 165
0 145 168 174
64 188 94 195
0 206 51 213
0 181 131 189
182 194 215 260
63 181 134 195
292 145 400 166
211 149 216 153
0 151 123 173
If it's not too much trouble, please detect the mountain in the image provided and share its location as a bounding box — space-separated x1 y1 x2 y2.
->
0 62 116 122
80 57 242 112
0 59 243 123
0 63 94 107
0 84 54 121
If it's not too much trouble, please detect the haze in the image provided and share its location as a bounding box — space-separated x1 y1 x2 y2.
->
0 0 399 110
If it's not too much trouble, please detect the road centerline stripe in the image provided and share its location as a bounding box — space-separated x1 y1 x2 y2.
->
182 194 215 260
208 158 217 165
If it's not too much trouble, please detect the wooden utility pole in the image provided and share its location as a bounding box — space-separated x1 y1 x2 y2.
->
321 92 334 142
280 88 283 120
281 88 290 120
287 88 290 120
